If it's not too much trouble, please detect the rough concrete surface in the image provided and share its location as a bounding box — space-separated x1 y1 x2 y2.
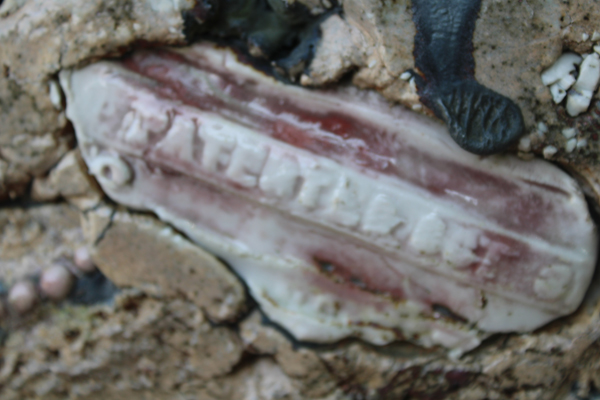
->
82 208 246 323
307 0 600 170
0 0 193 200
2 0 600 399
1 199 600 399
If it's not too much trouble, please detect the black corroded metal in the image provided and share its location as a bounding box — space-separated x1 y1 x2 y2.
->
411 0 524 155
183 0 330 80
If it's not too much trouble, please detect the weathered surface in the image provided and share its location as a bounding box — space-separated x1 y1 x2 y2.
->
307 0 600 164
0 201 599 398
0 292 247 400
2 261 600 400
61 43 597 353
2 0 600 194
81 207 247 322
1 0 600 398
0 0 193 200
31 149 103 210
0 204 86 286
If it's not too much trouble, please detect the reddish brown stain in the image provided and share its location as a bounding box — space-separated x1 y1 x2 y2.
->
121 49 577 246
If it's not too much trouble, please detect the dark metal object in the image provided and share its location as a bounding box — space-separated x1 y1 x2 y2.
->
411 0 524 155
183 0 332 80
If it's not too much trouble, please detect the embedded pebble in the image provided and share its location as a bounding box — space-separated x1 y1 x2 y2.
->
592 31 600 41
48 80 63 110
400 71 412 80
73 246 96 273
549 74 575 103
40 265 75 300
582 33 590 41
543 145 558 159
595 45 600 55
541 53 582 86
577 139 588 149
537 121 548 135
565 138 577 153
518 137 531 152
562 128 577 139
549 83 567 103
8 281 37 313
408 77 418 92
566 90 593 117
567 53 600 116
575 53 600 90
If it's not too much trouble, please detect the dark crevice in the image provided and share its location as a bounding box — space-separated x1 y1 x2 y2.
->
182 0 339 82
67 269 119 306
85 205 116 247
431 303 468 324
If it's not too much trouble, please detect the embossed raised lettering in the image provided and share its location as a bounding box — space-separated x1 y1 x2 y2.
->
226 137 269 187
297 161 339 209
409 213 446 255
199 122 237 172
362 194 405 235
259 153 301 199
442 225 480 269
117 110 148 146
154 115 197 162
61 44 598 354
325 175 362 227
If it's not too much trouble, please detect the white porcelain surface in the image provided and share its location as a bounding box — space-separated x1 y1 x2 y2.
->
60 43 598 353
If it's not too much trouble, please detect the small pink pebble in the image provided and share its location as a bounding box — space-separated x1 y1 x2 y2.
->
40 265 74 301
73 246 96 273
8 281 37 313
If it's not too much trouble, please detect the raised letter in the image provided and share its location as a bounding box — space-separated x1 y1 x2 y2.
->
409 213 446 255
154 115 196 162
325 175 362 227
362 194 405 235
259 153 300 198
297 161 339 209
226 138 269 187
199 123 237 172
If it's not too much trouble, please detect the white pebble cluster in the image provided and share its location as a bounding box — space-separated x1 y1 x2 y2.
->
1 247 96 316
541 34 600 117
533 124 588 158
543 145 558 159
